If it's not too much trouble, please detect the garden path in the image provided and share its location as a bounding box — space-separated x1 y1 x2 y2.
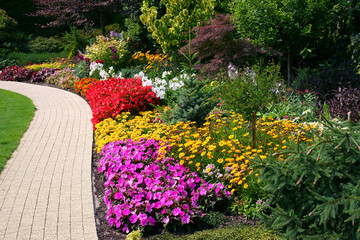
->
0 81 97 239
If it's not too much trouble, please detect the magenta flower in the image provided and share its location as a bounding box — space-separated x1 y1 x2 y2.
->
149 216 156 226
182 214 190 224
172 207 183 216
129 214 138 224
163 216 170 224
122 209 130 216
139 213 148 226
98 139 230 232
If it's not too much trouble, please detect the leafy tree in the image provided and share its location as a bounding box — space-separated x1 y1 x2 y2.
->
32 0 124 35
0 9 18 56
1 0 51 37
231 0 359 85
180 14 263 77
139 0 215 54
0 9 16 30
218 62 283 148
214 0 232 15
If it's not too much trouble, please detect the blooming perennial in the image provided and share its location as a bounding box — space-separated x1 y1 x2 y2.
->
85 77 159 128
89 61 121 80
135 71 185 99
98 139 230 233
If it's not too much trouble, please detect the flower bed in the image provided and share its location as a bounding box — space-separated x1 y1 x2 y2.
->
94 109 315 194
85 77 159 128
0 66 34 82
98 138 230 233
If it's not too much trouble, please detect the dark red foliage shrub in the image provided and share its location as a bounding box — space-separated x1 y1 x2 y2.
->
326 87 360 122
0 66 34 82
293 60 360 101
29 68 57 83
85 77 159 128
180 14 264 77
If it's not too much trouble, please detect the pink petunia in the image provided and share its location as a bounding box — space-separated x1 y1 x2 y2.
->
129 214 138 224
172 207 182 216
163 216 170 224
122 208 130 216
148 216 156 226
181 214 190 224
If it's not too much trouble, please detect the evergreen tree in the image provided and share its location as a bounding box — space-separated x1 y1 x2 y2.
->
253 115 360 239
160 38 216 127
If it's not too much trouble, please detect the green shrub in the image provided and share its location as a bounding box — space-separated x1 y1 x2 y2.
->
200 212 227 228
262 89 319 123
8 52 69 66
0 58 16 69
159 43 217 127
150 225 283 240
119 65 144 78
84 35 130 72
253 117 360 239
160 73 216 127
28 36 65 53
62 26 94 58
73 60 89 79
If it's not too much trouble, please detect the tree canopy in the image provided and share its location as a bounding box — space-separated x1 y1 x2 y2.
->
231 0 360 83
140 0 215 54
32 0 125 35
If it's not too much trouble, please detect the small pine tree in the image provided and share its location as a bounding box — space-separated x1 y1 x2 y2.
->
253 115 360 239
160 34 217 127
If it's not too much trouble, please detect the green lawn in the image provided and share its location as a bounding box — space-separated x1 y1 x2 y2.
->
0 89 36 173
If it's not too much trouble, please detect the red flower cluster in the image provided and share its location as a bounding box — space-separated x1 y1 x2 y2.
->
86 77 159 129
0 66 33 82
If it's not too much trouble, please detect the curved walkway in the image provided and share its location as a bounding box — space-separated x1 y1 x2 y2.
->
0 81 97 240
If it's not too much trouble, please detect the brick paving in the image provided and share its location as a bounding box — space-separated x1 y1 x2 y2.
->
0 82 97 240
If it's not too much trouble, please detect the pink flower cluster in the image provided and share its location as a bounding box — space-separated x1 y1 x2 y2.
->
98 139 230 233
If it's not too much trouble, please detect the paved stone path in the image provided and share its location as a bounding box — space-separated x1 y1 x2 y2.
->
0 82 97 239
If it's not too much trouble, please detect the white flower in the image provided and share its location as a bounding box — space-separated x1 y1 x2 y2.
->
162 71 171 78
135 71 184 99
228 62 239 79
302 109 311 115
100 69 108 79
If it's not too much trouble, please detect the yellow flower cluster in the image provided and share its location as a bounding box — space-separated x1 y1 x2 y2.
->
25 61 72 71
94 110 315 193
131 51 169 71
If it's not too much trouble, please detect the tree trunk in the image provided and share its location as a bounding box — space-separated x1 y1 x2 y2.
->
287 51 291 87
251 112 256 149
100 9 105 36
